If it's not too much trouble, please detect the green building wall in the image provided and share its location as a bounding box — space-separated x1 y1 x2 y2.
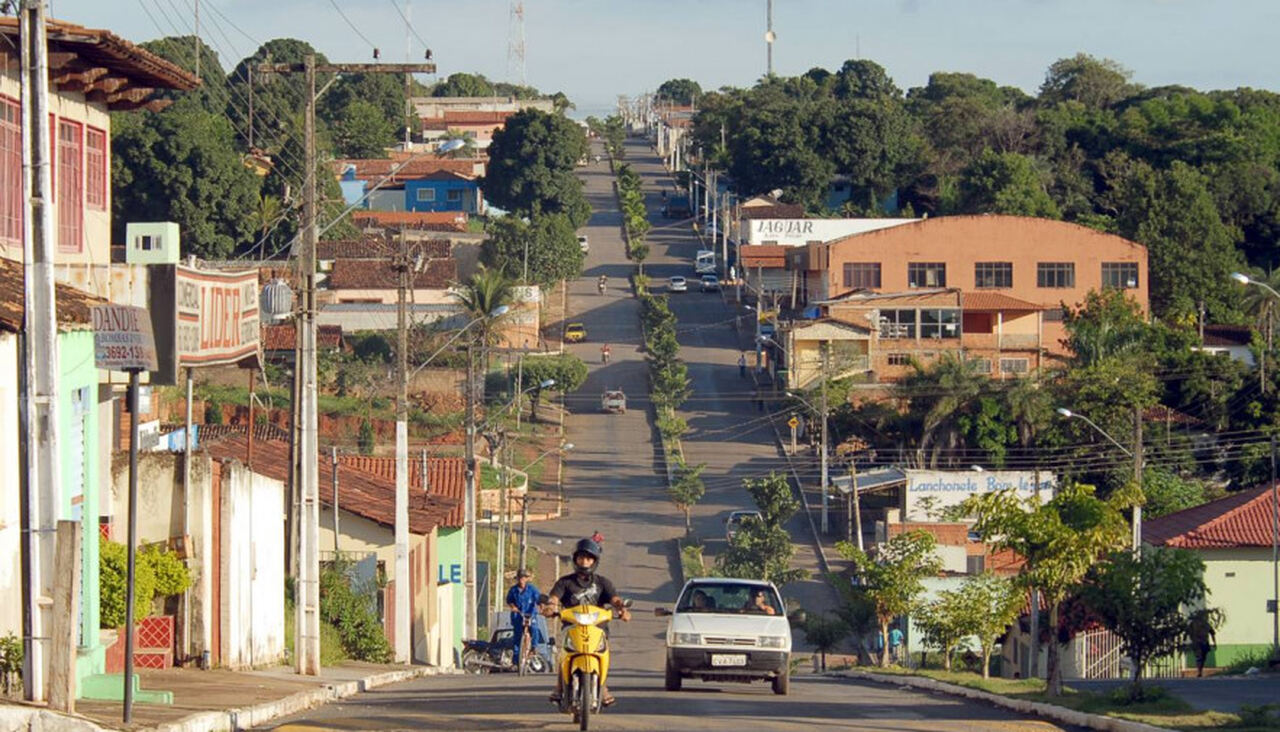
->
1193 546 1276 669
436 527 465 655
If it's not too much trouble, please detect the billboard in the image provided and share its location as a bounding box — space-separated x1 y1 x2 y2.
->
149 264 261 383
92 304 158 372
903 470 1055 521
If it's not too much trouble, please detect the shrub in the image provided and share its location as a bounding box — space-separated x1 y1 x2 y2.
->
0 633 22 695
319 562 391 663
99 541 191 628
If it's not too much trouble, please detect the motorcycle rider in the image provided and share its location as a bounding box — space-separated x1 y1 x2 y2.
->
601 344 611 363
506 568 547 668
544 537 630 707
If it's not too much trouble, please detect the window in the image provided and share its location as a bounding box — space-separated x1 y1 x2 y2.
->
1000 358 1030 375
920 309 960 339
57 119 83 253
969 358 992 374
1037 262 1075 288
1101 262 1139 289
85 127 106 210
842 262 881 289
908 262 946 288
415 188 436 202
1043 308 1064 322
879 309 917 339
974 262 1012 288
0 96 19 245
887 353 910 366
135 234 157 252
446 188 462 202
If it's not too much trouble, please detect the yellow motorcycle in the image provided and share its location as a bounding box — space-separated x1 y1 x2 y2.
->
555 602 627 730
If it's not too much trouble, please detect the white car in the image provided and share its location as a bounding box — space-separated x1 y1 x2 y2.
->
577 235 589 253
725 510 761 541
657 578 795 695
700 274 721 292
668 276 688 293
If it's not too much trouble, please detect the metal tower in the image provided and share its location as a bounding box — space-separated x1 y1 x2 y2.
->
507 1 526 86
765 0 776 76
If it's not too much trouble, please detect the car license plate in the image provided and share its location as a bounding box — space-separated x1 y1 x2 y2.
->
711 653 747 667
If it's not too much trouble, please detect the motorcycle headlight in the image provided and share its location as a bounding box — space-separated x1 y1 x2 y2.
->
573 611 601 626
758 635 788 649
672 632 701 646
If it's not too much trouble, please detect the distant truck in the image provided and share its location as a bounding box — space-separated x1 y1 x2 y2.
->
664 195 692 219
695 250 716 274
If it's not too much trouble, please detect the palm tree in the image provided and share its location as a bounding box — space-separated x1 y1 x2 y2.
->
1235 268 1280 393
451 265 516 403
1006 373 1056 473
897 354 986 468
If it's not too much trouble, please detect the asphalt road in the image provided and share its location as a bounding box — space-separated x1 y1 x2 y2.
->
263 138 1081 731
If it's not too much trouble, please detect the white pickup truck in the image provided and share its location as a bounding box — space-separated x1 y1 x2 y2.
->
657 578 797 695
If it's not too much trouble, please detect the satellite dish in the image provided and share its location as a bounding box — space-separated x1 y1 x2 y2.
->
436 138 466 154
764 30 777 43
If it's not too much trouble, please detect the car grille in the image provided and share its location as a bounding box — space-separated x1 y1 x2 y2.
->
703 636 757 647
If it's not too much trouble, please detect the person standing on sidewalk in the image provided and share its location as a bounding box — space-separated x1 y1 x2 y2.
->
738 352 747 378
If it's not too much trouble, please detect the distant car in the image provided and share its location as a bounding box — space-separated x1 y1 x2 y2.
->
725 510 762 541
577 235 589 253
601 389 627 414
700 274 720 292
668 276 688 293
564 323 587 342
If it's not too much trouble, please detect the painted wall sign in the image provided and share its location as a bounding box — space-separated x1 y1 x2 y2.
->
903 469 1056 521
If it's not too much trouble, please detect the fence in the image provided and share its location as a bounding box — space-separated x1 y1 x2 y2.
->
1073 628 1185 680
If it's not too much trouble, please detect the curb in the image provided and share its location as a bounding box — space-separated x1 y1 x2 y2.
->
0 667 449 732
834 670 1172 732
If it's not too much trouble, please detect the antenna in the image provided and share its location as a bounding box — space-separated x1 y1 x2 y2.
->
507 1 526 87
765 0 776 76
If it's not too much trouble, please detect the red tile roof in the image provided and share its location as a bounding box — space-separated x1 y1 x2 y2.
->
338 455 467 528
201 435 460 534
1144 486 1279 549
351 210 469 232
335 158 475 184
327 257 456 290
739 245 788 268
961 292 1046 311
739 203 806 220
261 324 343 352
1201 325 1252 348
317 238 451 261
0 256 106 332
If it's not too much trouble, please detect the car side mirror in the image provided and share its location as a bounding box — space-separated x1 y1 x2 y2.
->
789 610 807 626
654 607 672 617
622 598 634 609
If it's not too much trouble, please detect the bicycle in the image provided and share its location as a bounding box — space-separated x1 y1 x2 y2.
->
517 614 548 675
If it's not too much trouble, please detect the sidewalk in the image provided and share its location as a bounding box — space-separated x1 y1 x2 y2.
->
0 663 448 731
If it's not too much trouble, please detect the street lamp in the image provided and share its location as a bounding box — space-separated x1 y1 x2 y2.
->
1229 272 1280 657
1055 406 1143 551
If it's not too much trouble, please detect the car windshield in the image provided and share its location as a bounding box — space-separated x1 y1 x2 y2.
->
677 582 782 615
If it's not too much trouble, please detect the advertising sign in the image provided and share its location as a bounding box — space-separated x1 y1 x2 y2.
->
92 304 158 371
903 470 1055 521
149 264 261 383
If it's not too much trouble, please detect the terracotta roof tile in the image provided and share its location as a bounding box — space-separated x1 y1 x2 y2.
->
199 423 291 444
338 455 467 528
327 258 456 290
334 158 474 184
1145 486 1279 549
1201 325 1252 348
201 436 460 534
317 238 451 261
961 292 1046 311
739 204 806 220
261 324 343 352
351 211 469 232
0 256 106 332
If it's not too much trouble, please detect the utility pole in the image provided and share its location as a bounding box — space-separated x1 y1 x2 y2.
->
464 342 479 639
331 447 339 553
18 0 60 703
518 494 531 573
1271 437 1278 657
1133 405 1144 553
393 229 411 663
259 55 436 675
849 459 863 551
820 344 830 534
494 431 509 620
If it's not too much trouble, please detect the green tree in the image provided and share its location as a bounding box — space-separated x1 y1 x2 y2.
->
718 473 806 586
432 72 496 97
358 419 375 455
320 72 411 139
139 36 230 111
111 95 263 258
1080 547 1208 697
330 100 397 158
451 265 516 345
1141 468 1207 518
519 354 588 422
837 530 943 667
668 461 707 531
482 213 584 286
484 109 590 226
955 573 1023 679
1061 288 1151 367
803 613 849 671
895 353 988 468
957 149 1061 218
958 483 1132 695
915 592 968 671
1039 54 1137 109
656 78 703 106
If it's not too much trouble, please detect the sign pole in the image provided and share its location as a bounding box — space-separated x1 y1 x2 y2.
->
122 368 140 723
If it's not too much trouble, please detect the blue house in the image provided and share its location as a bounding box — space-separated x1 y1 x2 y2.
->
404 170 484 214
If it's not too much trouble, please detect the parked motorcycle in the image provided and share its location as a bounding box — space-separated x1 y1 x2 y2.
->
460 625 550 674
554 601 630 730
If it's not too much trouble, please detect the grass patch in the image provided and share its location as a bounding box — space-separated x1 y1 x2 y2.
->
283 596 349 667
858 667 1274 731
1220 648 1278 676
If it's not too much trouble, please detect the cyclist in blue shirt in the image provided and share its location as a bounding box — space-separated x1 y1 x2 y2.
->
506 569 546 667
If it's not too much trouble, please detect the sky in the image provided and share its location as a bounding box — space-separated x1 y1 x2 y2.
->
44 0 1280 117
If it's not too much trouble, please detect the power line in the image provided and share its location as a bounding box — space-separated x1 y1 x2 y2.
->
325 0 378 52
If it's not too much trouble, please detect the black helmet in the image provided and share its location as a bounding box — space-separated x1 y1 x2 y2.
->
573 538 602 577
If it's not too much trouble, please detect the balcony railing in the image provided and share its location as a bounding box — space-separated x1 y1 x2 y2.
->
961 332 1040 350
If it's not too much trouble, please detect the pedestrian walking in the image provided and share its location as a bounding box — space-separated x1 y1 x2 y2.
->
738 352 747 378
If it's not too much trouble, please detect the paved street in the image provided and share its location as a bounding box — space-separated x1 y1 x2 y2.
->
263 138 1082 730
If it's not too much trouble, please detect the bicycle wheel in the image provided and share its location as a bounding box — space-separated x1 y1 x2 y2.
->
518 627 532 676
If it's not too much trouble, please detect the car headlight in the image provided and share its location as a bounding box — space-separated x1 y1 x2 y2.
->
672 632 701 646
758 635 788 649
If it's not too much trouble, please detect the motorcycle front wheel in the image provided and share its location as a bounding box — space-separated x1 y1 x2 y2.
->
461 649 487 674
578 670 595 731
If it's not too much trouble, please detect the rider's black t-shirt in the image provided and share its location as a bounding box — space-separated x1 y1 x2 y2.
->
549 572 619 609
